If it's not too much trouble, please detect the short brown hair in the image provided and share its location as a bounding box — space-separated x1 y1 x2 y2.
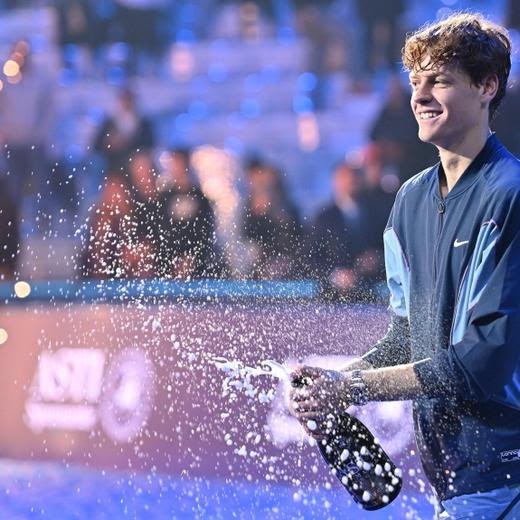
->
402 12 512 117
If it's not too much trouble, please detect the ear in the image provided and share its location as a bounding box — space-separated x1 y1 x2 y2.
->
480 74 499 106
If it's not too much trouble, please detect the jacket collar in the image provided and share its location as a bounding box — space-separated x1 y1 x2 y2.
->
434 133 501 200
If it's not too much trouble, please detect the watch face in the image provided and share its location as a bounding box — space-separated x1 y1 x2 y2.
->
350 379 368 406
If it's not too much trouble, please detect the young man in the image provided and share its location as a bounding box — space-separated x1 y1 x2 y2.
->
290 13 520 519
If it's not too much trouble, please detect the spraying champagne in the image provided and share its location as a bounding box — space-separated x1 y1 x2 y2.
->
292 374 402 510
213 357 402 509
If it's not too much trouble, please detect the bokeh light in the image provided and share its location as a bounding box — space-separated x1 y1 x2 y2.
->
3 59 20 77
14 281 31 299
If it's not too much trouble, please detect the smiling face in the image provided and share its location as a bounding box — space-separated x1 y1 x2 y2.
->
409 62 491 150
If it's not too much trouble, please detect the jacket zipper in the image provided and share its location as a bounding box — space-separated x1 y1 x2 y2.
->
431 199 446 316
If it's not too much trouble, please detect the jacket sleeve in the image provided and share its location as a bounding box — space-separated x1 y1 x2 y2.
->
362 314 411 368
414 192 520 409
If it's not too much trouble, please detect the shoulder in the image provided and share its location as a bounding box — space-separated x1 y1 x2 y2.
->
484 145 520 202
394 164 438 205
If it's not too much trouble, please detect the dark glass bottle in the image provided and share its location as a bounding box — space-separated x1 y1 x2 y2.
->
291 375 402 510
316 412 402 510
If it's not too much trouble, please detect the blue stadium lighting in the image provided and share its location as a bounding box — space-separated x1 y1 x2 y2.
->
62 44 79 63
176 29 195 44
297 72 318 92
208 63 228 83
188 101 209 120
225 136 245 155
106 67 126 86
175 113 192 132
107 42 130 63
436 7 454 19
240 98 261 118
29 34 46 53
261 64 281 84
58 68 77 87
244 73 262 93
292 95 313 113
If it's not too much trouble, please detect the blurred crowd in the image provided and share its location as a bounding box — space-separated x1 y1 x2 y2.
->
80 137 396 302
1 0 407 82
1 0 520 302
0 75 444 301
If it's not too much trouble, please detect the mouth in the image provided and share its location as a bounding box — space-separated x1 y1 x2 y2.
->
417 110 442 122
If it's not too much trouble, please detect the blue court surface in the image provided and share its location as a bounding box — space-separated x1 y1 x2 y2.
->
0 460 436 519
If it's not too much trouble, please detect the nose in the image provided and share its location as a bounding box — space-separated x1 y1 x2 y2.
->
411 82 432 105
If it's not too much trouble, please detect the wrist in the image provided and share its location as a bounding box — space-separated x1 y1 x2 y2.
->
341 358 373 373
348 369 370 406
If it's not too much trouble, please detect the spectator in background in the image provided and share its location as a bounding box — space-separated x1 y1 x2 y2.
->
84 150 164 279
355 0 405 74
0 41 55 222
113 0 169 73
94 88 154 171
54 0 93 74
356 144 397 289
125 150 163 277
243 159 302 279
295 3 349 110
359 144 397 249
369 74 437 183
0 179 19 280
309 161 379 300
212 0 273 40
83 151 164 279
157 148 221 279
82 173 134 278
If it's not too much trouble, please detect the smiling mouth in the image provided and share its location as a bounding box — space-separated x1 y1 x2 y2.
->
418 111 442 121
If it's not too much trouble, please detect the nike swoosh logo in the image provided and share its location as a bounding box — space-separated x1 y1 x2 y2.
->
454 239 469 248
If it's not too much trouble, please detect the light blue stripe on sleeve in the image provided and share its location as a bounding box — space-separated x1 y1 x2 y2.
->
501 369 520 409
451 221 499 344
383 227 410 318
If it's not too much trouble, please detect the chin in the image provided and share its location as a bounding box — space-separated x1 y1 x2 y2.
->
417 130 435 144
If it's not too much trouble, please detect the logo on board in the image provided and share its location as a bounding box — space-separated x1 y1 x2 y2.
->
24 348 155 443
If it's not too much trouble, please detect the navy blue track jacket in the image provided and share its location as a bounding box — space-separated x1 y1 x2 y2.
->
363 134 520 500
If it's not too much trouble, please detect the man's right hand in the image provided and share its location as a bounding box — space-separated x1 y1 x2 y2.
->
288 365 351 441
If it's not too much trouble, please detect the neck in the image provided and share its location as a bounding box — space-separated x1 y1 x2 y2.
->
437 125 491 196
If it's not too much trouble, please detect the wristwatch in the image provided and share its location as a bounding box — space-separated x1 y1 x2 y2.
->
349 369 369 406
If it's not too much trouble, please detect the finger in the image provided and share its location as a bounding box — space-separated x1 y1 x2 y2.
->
293 410 324 423
290 365 325 386
304 424 329 440
293 365 326 379
292 401 322 413
301 421 331 441
298 414 341 435
291 390 313 402
297 411 331 421
303 427 327 441
310 434 328 442
291 383 328 400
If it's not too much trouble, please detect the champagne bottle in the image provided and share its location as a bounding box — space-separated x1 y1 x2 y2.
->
292 375 402 510
316 412 402 510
